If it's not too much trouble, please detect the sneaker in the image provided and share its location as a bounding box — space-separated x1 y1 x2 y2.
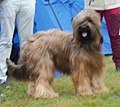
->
0 80 7 86
116 67 120 72
113 94 120 98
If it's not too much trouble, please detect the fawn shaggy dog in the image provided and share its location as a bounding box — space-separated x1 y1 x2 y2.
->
7 9 108 99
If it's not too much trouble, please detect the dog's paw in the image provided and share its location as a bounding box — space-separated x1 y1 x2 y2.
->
32 92 59 99
76 85 93 96
77 91 93 96
93 86 109 94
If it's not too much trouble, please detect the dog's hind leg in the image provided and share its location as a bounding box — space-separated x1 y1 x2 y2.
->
27 81 35 97
27 79 59 99
32 78 59 99
29 54 59 99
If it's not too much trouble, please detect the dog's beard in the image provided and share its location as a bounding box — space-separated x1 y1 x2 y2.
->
78 26 93 45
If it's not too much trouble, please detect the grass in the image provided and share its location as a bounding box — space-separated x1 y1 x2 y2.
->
1 56 120 107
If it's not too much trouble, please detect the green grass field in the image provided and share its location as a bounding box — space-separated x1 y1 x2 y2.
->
0 56 120 107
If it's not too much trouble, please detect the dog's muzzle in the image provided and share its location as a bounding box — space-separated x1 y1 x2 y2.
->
77 26 93 45
78 26 91 37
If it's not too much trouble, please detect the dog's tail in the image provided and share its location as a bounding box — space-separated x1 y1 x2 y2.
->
6 58 30 81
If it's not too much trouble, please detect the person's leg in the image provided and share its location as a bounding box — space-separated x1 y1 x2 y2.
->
104 7 120 71
0 0 19 84
95 11 104 44
16 0 36 48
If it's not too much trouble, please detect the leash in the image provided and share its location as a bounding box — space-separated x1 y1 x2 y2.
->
46 0 63 30
89 0 94 5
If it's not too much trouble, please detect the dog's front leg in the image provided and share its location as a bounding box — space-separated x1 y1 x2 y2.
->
71 68 93 96
91 73 108 94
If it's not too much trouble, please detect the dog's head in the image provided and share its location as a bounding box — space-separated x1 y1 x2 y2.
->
72 9 102 46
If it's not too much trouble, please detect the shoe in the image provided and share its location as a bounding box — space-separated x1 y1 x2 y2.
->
0 80 7 86
113 94 120 98
116 67 120 72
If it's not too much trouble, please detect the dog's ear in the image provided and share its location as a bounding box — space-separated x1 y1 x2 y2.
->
94 35 101 46
93 26 103 45
72 31 81 46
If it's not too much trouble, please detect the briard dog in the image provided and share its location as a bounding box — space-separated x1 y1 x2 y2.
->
6 9 108 99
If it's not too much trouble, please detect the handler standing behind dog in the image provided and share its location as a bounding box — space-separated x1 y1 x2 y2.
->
85 0 120 72
0 0 36 85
